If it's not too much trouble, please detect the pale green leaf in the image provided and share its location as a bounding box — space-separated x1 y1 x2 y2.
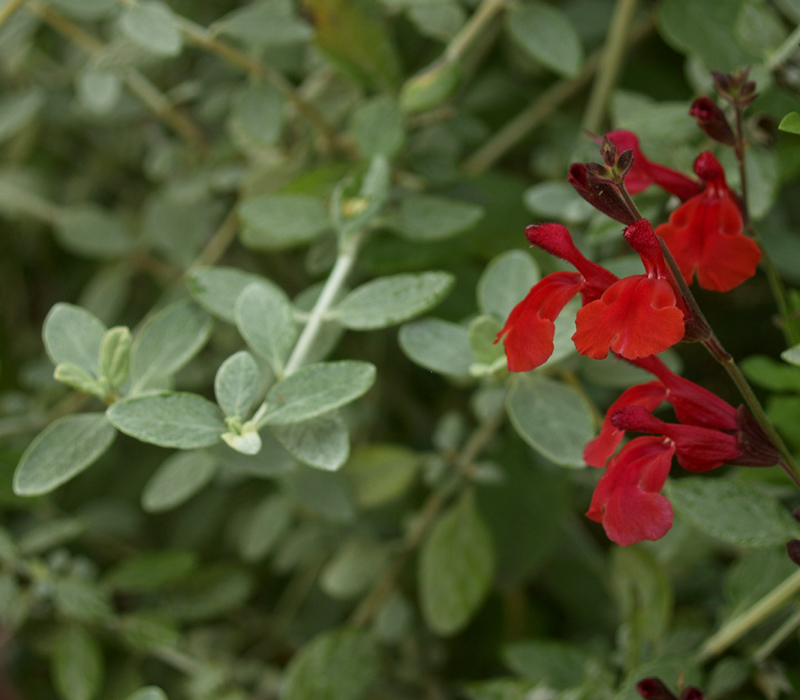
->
99 326 131 390
398 318 472 377
320 538 387 599
141 450 218 512
477 250 540 320
394 194 484 241
215 351 261 418
502 640 590 689
52 578 113 622
328 272 454 330
118 614 179 652
240 194 330 250
129 299 212 394
523 182 594 223
107 393 225 449
262 361 376 425
163 564 254 621
779 112 800 135
14 414 116 496
667 478 800 547
119 1 183 57
18 519 85 555
49 0 115 20
104 550 197 592
283 628 380 700
271 412 350 470
54 363 106 397
43 303 106 376
419 491 495 636
76 69 122 114
235 283 296 376
187 266 286 324
229 82 284 148
350 95 405 158
53 626 104 700
213 0 312 47
238 494 293 562
505 1 584 77
54 205 134 259
344 443 419 508
782 344 800 366
400 59 461 114
506 375 593 467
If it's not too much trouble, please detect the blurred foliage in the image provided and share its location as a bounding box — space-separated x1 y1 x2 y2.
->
2 0 800 699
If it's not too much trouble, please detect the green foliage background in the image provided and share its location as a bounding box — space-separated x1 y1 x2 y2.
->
3 0 800 698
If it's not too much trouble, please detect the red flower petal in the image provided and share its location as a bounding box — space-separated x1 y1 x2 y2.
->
612 406 741 472
496 272 583 372
573 276 685 361
586 436 674 546
655 152 761 292
584 381 667 467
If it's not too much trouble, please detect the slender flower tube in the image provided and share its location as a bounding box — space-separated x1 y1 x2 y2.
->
655 151 762 291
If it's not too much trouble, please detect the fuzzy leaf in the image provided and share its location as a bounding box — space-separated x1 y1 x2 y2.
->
141 450 218 512
14 414 116 496
271 412 350 470
235 283 296 376
43 303 106 376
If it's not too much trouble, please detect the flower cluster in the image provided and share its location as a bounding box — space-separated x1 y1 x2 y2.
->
584 356 777 545
497 84 777 545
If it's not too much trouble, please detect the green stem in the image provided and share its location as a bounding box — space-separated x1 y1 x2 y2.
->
753 604 800 663
581 0 639 133
698 568 800 661
251 231 365 426
445 0 505 63
766 23 800 70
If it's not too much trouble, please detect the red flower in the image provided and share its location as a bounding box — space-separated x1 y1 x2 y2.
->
495 224 617 372
605 130 702 200
655 151 762 291
586 436 674 546
572 221 685 361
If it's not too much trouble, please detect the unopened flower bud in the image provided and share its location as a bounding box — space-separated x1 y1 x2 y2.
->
679 688 705 700
567 163 637 225
637 678 676 700
787 539 800 566
601 135 617 169
689 97 736 147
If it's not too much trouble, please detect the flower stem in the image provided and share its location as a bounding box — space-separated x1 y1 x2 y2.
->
581 0 639 133
698 568 800 661
444 0 506 63
753 604 800 663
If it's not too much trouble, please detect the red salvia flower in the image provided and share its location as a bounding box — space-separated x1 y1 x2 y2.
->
496 222 687 371
586 436 675 546
572 220 685 361
605 130 702 200
655 151 762 292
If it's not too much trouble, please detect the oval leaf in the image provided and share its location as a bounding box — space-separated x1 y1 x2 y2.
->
119 1 183 57
419 491 495 636
394 194 484 241
271 412 350 471
141 450 218 513
505 1 584 77
53 625 104 700
477 250 540 320
329 272 454 330
398 318 472 377
235 283 296 376
55 205 134 259
506 375 593 467
187 266 285 324
262 361 376 425
107 393 225 449
239 194 330 250
283 628 380 700
667 477 800 547
43 303 106 376
129 299 212 394
14 414 117 496
215 351 261 418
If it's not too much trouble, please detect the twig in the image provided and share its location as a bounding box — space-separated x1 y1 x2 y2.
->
190 208 240 269
461 13 655 176
581 0 639 133
28 1 206 147
0 0 29 31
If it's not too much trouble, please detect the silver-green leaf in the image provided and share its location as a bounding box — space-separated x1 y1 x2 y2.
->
52 625 104 700
43 303 106 376
328 272 454 330
240 194 330 250
141 450 218 513
215 351 261 419
14 414 117 496
271 412 350 471
235 283 296 376
119 1 183 57
107 393 226 449
394 194 484 241
398 318 472 377
262 361 376 425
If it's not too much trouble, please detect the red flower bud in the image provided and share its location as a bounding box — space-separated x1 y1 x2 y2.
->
637 677 676 699
567 163 637 225
689 97 736 147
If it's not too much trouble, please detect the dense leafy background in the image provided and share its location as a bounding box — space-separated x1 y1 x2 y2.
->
3 0 800 699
